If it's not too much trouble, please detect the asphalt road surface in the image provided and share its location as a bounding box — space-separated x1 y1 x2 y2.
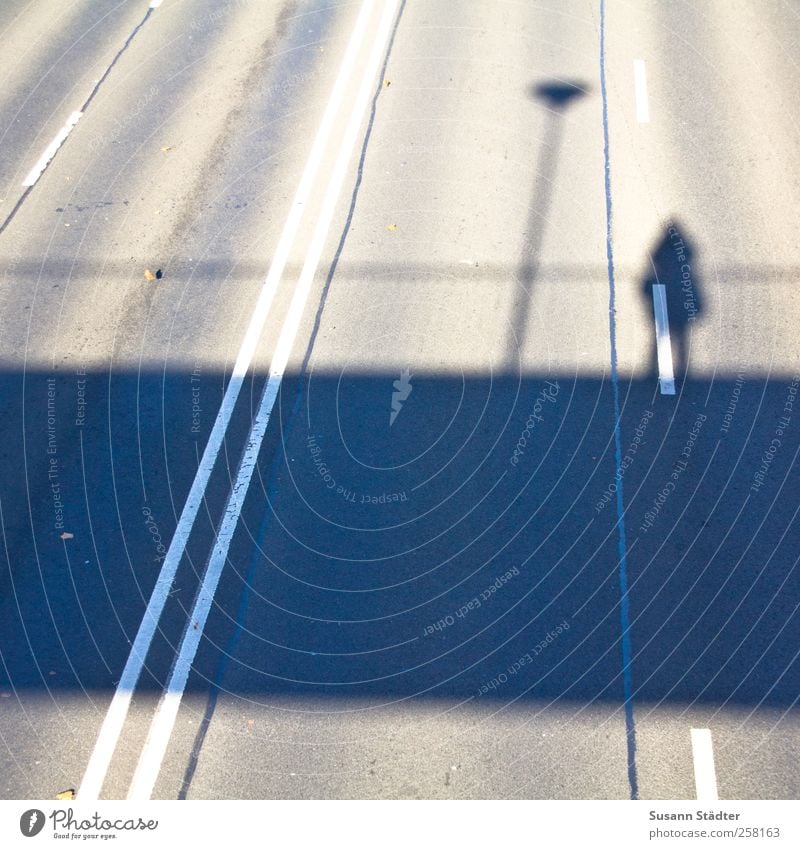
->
0 0 799 801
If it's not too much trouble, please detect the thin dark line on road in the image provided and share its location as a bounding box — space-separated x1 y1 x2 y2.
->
599 0 639 801
0 6 156 238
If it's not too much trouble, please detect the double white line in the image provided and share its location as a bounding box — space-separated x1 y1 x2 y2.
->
652 283 676 395
79 0 400 800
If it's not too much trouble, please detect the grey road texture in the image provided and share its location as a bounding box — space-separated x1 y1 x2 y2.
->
0 0 798 801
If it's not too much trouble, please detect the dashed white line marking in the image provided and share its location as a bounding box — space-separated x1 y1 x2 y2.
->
691 728 719 800
633 59 650 124
78 0 376 802
652 283 675 394
21 111 82 187
126 0 402 801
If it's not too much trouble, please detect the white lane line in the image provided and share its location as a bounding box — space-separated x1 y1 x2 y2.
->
691 728 719 800
652 283 675 394
633 59 650 124
126 0 401 801
21 111 83 187
18 0 166 192
77 0 376 802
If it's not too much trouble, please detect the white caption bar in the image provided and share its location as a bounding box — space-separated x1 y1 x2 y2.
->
4 800 797 847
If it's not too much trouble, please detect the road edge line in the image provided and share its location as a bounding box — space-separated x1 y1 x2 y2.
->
77 0 375 801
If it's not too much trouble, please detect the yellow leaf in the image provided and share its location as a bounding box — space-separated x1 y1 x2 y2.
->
386 223 397 231
160 145 172 153
144 269 156 281
56 789 75 800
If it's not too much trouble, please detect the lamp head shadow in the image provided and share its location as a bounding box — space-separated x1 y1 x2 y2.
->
530 80 589 110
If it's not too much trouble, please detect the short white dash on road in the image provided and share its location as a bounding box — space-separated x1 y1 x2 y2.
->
21 111 82 187
652 283 675 394
691 728 719 800
78 0 376 802
633 59 650 124
126 0 402 802
149 0 164 8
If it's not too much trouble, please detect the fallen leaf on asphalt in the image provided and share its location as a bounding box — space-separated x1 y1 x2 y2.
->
160 145 172 153
384 79 391 87
60 532 74 540
386 223 397 231
144 269 156 281
56 789 75 800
